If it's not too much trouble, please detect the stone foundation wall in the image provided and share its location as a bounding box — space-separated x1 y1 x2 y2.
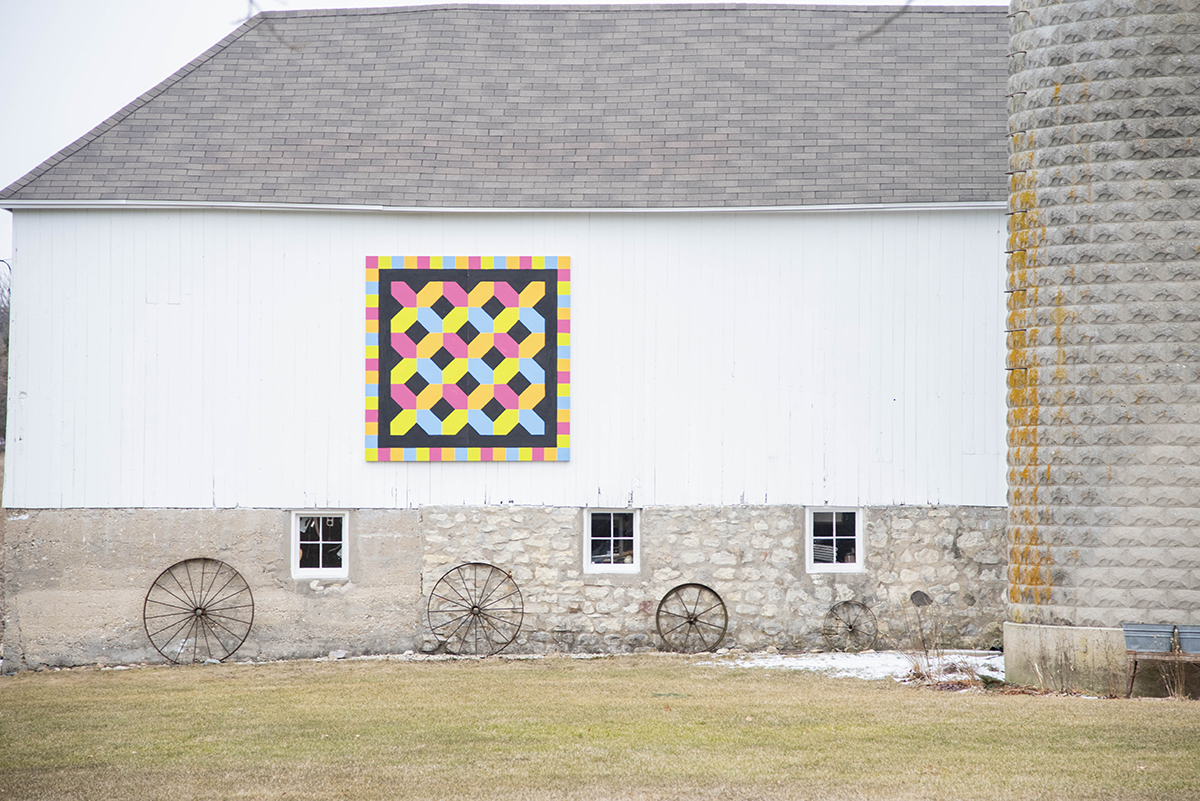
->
421 504 1006 654
3 503 1005 670
1 508 423 670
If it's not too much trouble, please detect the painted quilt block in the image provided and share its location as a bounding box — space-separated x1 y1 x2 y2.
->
366 256 570 461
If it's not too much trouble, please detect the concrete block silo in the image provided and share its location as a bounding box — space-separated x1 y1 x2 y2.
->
1005 0 1200 692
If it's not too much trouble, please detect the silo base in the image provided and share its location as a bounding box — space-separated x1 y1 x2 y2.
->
1004 622 1200 698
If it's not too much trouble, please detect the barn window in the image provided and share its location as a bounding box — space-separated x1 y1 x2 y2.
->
805 508 863 573
291 512 349 580
585 510 639 573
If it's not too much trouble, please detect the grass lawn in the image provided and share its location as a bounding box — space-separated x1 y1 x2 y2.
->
1 653 1198 800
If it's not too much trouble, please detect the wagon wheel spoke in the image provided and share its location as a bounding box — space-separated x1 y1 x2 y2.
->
433 611 476 644
441 574 476 607
475 567 506 604
456 565 485 602
148 613 197 644
200 573 244 609
658 616 694 638
144 558 255 664
427 563 524 656
430 609 473 636
145 598 197 616
656 583 727 653
206 589 253 612
690 616 727 632
151 582 196 611
476 613 517 647
203 612 252 642
690 601 725 620
693 625 719 649
204 603 255 619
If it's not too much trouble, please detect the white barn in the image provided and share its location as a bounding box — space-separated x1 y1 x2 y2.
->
0 4 1009 667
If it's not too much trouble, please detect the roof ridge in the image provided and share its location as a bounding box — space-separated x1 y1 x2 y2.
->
0 15 268 200
255 3 1005 16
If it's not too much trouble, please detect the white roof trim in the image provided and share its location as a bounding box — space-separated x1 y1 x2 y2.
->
1 199 1006 214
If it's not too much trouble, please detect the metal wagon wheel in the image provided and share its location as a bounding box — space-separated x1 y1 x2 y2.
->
427 562 524 656
656 583 728 653
143 558 254 664
821 600 877 652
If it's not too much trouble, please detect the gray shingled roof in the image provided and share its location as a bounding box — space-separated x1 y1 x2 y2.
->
1 4 1008 209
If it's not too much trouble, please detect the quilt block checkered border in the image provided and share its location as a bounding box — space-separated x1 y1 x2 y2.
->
366 256 570 462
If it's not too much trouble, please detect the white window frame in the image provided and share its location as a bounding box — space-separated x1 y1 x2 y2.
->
291 511 350 580
805 507 864 574
584 509 640 574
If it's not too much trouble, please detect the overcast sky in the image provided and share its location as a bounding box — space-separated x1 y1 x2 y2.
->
0 0 1006 262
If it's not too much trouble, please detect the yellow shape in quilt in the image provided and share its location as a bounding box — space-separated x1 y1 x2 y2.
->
493 358 519 384
416 384 442 409
391 360 416 383
493 409 519 435
442 409 468 435
390 409 417 435
417 333 443 358
469 282 495 307
442 358 468 384
442 306 468 333
519 282 545 307
519 333 544 358
519 384 545 409
468 333 494 358
468 384 494 409
392 307 417 331
492 307 518 333
416 282 444 307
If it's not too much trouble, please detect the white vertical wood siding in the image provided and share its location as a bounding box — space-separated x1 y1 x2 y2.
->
4 208 1005 509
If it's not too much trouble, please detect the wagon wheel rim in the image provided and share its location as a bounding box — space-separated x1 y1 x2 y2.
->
656 583 727 653
821 600 877 652
427 562 524 656
143 558 254 664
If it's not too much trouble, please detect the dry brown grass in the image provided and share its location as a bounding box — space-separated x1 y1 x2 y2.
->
1 653 1199 800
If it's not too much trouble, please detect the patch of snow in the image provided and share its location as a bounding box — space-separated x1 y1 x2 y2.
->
706 650 1005 682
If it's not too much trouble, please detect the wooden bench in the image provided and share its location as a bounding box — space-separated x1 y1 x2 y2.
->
1122 623 1200 697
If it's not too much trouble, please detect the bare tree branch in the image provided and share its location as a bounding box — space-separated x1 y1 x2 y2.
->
856 0 917 41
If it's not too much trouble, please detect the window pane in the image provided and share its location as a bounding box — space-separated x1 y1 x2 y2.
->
592 542 613 564
322 542 343 568
591 512 612 541
299 517 319 542
299 542 321 568
323 517 343 542
613 512 633 538
813 537 835 563
835 539 856 563
614 537 634 563
835 512 855 539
